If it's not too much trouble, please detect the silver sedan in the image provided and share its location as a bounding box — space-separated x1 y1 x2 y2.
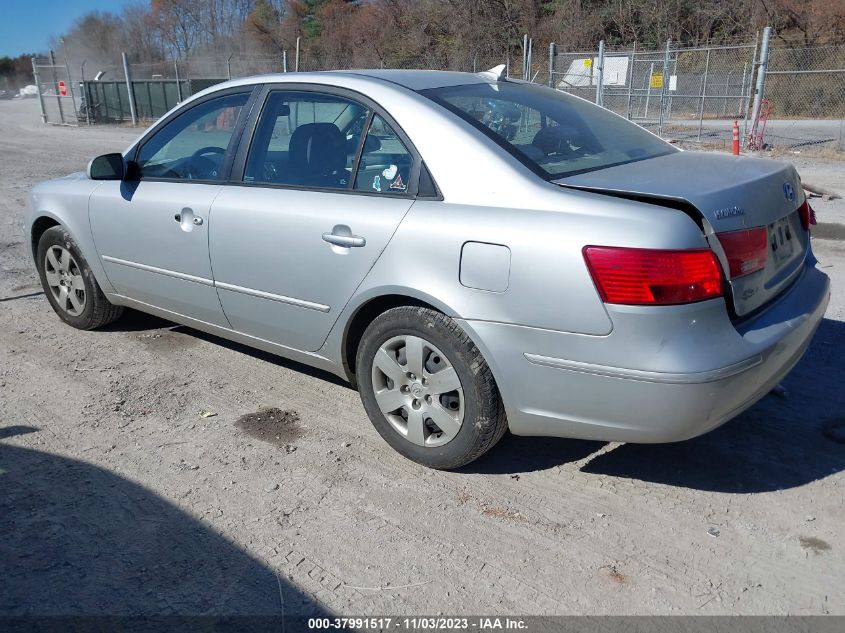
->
25 69 830 468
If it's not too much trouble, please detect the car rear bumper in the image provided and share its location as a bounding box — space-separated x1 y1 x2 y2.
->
458 262 830 443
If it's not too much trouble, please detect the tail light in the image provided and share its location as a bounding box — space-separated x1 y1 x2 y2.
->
583 246 723 306
717 228 768 278
798 200 817 231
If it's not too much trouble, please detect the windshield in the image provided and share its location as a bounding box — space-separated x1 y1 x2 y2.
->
420 82 677 180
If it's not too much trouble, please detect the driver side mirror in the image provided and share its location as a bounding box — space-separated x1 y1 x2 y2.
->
87 153 126 180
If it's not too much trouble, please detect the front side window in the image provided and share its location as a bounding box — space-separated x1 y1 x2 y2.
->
244 91 369 190
136 92 249 181
421 82 676 180
353 115 414 194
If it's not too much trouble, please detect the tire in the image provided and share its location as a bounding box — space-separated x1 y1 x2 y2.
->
356 306 508 469
35 225 123 330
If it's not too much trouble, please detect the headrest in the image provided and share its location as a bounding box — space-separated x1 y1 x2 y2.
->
289 122 346 175
532 124 582 155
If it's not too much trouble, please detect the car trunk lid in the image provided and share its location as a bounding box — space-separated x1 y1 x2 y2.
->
555 151 809 317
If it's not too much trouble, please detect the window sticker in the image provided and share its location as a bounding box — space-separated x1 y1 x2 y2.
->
382 164 398 180
372 175 381 192
389 174 406 191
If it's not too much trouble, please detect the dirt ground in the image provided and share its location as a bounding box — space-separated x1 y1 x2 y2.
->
1 98 843 617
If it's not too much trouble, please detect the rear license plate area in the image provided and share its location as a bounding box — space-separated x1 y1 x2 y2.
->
769 216 794 267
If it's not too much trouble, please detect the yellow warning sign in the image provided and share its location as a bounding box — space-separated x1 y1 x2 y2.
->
650 73 663 89
583 58 593 68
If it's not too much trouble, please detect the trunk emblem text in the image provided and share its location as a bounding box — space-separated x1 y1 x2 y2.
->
714 206 744 219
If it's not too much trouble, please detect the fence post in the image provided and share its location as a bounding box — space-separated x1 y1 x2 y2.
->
742 30 760 144
49 50 65 124
174 61 183 102
595 39 605 106
122 52 137 127
527 38 533 81
697 48 711 141
749 26 772 145
548 42 556 87
657 39 671 134
645 62 654 118
227 53 233 80
283 50 288 73
63 55 78 123
31 57 48 123
667 51 679 119
625 42 637 119
80 60 90 126
295 37 301 72
522 34 529 80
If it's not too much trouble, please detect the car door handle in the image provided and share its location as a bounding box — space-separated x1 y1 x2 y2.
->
174 214 203 226
322 226 366 248
174 207 203 232
322 233 365 247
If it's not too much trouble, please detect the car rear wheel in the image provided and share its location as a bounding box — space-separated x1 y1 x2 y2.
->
357 306 507 469
36 225 123 330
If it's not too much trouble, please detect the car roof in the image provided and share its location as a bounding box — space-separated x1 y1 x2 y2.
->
223 69 489 93
331 69 488 91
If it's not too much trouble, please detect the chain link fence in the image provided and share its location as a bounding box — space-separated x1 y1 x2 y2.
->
553 42 757 143
550 33 845 152
763 45 845 150
31 31 845 153
32 49 511 126
31 57 80 125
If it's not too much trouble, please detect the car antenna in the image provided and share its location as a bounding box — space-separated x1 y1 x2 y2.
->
478 64 508 82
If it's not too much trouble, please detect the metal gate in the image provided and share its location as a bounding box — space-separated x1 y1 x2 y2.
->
31 55 79 125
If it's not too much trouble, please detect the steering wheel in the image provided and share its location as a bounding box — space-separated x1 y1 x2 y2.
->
187 146 226 180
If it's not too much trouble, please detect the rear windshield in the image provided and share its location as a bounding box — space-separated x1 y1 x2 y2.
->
420 81 676 180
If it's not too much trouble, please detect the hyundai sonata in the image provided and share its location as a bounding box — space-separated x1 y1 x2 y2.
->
25 68 830 468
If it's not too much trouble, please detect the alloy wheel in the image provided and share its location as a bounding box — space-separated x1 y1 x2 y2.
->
44 246 86 317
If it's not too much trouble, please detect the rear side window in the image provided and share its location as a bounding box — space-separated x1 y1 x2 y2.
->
353 115 414 194
244 91 369 190
136 92 249 181
421 82 676 180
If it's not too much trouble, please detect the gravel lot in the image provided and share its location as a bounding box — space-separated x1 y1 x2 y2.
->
1 98 843 618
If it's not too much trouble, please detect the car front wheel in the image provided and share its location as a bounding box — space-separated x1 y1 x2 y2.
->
36 225 123 330
356 306 507 469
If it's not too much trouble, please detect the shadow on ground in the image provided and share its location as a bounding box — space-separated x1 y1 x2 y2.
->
470 319 845 492
0 425 330 626
460 435 607 475
104 308 350 388
97 308 845 493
